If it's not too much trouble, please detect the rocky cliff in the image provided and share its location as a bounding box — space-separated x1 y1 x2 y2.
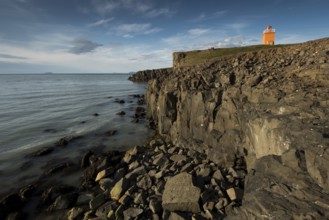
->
128 68 172 82
146 38 329 219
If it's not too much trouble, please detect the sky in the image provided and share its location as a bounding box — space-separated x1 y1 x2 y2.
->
0 0 329 73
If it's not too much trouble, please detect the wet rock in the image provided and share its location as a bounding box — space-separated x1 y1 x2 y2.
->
99 178 114 191
116 111 126 116
95 201 117 217
0 193 24 215
49 193 78 210
29 147 54 157
44 162 72 176
81 150 94 168
55 136 73 146
114 99 125 104
104 130 117 136
90 193 105 210
162 172 201 213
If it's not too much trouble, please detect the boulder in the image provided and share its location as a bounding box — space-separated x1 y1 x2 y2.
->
162 172 201 213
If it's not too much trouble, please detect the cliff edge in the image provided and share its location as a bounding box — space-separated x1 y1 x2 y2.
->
146 38 329 219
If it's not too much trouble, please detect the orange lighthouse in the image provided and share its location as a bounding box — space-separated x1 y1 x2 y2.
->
263 25 276 45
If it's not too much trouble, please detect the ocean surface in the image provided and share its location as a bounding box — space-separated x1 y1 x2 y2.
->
0 74 152 195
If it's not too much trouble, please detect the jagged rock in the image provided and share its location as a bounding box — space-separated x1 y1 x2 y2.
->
29 147 54 157
123 146 140 163
95 201 117 217
49 193 78 210
146 38 329 218
67 207 84 220
169 154 187 163
81 150 94 168
116 111 126 116
128 68 173 82
95 167 115 182
90 193 105 210
123 208 143 219
99 178 114 191
110 178 129 201
162 172 201 213
149 199 162 214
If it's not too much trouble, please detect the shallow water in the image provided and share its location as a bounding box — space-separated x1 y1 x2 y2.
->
0 74 152 196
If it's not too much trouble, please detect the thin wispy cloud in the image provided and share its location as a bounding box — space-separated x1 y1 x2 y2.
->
87 17 114 27
69 38 102 54
226 22 249 30
191 10 227 22
0 53 28 60
112 23 162 37
90 0 174 18
188 28 209 36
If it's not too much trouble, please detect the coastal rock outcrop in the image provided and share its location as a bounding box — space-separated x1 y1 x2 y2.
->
146 38 329 218
128 68 173 82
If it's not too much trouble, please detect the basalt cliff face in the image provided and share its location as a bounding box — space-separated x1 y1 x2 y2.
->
146 38 329 219
128 68 173 82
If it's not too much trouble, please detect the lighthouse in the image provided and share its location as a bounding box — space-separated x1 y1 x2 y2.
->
263 25 276 45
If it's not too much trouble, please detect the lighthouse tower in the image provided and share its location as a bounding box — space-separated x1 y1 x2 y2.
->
263 25 276 45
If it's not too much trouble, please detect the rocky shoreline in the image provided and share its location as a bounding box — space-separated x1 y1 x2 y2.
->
1 136 246 220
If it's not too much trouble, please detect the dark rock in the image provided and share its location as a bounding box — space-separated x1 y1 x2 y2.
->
93 113 99 116
149 198 162 214
5 212 27 220
95 201 117 217
116 111 126 116
49 193 78 210
67 207 84 220
1 193 24 214
104 130 117 136
90 193 105 210
123 207 143 219
55 136 73 146
162 172 201 213
29 147 54 157
44 162 72 176
81 150 94 168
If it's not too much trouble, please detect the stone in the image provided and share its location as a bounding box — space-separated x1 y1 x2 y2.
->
162 172 201 213
99 178 114 191
181 163 194 173
170 154 187 163
128 160 140 170
215 198 228 210
212 170 224 182
136 174 152 190
169 212 187 220
168 147 178 154
81 150 94 168
123 208 143 219
118 194 131 205
107 210 115 220
67 207 84 220
110 178 129 200
116 111 126 116
123 146 140 163
95 167 115 181
95 201 117 217
90 193 105 210
226 188 237 201
153 153 169 168
115 205 124 219
149 199 162 214
125 166 146 180
104 130 118 136
76 193 92 205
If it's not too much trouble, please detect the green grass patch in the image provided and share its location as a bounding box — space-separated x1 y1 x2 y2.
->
176 44 290 67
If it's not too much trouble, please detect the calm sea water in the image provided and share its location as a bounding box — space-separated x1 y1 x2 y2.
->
0 74 152 195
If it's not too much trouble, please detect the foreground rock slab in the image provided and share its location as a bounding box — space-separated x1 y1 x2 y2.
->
162 172 201 213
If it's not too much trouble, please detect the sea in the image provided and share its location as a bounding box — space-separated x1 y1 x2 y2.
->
0 73 152 196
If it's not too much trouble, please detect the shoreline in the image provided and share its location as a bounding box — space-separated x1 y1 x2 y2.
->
0 94 152 198
0 135 246 220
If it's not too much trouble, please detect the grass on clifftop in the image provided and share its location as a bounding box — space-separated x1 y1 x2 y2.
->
177 44 289 66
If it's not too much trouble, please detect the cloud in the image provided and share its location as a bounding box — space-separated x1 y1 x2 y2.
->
145 8 176 17
90 0 175 18
87 17 114 27
112 23 162 37
0 53 27 60
188 28 209 36
68 38 102 54
191 10 227 22
226 22 249 30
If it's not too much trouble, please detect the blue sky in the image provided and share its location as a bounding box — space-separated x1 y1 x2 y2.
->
0 0 329 73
